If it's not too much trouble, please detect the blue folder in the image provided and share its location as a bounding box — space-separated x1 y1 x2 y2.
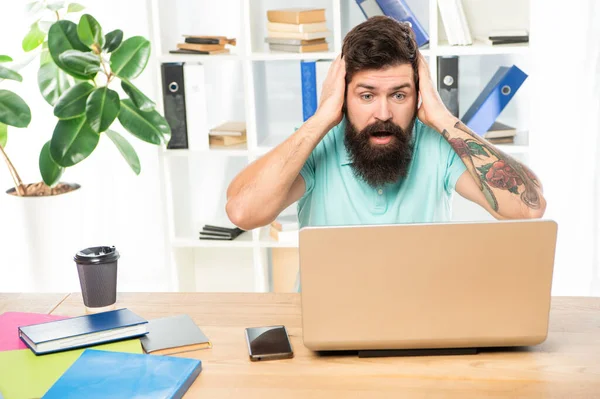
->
355 0 429 48
461 65 528 135
300 61 318 121
42 349 202 399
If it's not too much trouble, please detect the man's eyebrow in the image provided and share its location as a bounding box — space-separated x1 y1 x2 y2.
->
354 82 412 91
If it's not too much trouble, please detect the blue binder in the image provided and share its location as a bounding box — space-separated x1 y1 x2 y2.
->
300 61 317 121
355 0 429 48
461 65 528 135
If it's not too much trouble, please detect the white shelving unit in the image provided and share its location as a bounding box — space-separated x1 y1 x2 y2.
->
147 0 533 292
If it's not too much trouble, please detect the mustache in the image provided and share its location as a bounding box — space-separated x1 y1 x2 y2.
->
359 120 407 138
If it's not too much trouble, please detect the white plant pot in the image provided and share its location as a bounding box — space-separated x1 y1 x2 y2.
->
2 184 84 292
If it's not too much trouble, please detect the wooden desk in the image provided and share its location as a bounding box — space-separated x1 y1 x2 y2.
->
5 293 600 398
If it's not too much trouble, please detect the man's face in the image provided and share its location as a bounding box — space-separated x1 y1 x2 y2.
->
343 63 418 187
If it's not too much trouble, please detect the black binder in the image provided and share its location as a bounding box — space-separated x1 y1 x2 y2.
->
161 62 188 149
437 56 459 118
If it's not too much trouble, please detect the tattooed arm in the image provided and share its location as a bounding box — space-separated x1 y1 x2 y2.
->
416 54 546 219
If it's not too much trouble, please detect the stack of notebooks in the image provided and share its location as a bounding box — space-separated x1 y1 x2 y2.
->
172 35 236 55
265 8 330 53
484 121 518 144
200 224 245 240
0 310 210 398
438 0 473 45
477 30 529 46
209 121 247 147
269 214 299 243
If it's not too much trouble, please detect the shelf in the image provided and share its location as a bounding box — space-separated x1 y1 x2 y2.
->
250 51 338 61
435 41 529 56
160 145 251 157
159 53 241 63
258 227 299 248
172 230 254 248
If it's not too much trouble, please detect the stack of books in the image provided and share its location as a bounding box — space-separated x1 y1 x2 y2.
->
478 30 529 46
172 35 236 55
265 8 329 53
199 225 245 241
269 214 299 243
484 121 517 144
209 121 247 147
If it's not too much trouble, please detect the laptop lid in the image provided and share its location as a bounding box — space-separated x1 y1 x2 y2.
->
299 220 558 351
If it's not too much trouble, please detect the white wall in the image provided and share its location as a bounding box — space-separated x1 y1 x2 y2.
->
0 0 169 291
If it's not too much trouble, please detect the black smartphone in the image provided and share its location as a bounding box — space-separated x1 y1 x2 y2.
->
245 325 293 361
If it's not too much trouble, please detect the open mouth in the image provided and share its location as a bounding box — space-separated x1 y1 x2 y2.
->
369 131 393 145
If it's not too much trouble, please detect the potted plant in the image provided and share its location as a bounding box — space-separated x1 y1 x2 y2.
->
1 4 169 292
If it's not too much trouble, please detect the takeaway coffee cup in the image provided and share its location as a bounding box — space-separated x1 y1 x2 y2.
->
74 246 120 313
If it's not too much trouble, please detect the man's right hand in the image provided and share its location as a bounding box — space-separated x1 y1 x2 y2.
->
314 55 346 131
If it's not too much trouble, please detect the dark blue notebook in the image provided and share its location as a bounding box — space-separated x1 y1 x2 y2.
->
42 349 202 399
19 308 148 355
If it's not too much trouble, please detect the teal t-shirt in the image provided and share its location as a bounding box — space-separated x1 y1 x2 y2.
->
297 117 467 228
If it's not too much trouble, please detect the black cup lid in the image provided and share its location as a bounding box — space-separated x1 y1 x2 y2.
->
74 246 120 265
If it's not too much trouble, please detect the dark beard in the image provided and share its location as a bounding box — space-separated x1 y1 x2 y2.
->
344 118 415 188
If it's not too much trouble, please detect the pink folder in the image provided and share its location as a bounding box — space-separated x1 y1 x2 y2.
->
0 312 69 351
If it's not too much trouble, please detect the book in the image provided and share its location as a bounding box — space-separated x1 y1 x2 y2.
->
269 42 329 53
300 60 332 121
0 312 68 352
489 29 529 40
42 349 202 399
264 37 326 46
169 48 231 55
209 134 247 147
0 339 142 399
267 30 330 41
487 136 515 144
267 21 328 33
437 56 459 117
141 314 211 355
355 0 385 18
461 65 528 135
484 121 517 139
182 35 236 46
19 308 148 355
438 0 472 45
374 0 430 47
476 36 529 46
209 121 246 136
177 42 226 52
267 8 326 24
199 225 245 240
183 63 209 151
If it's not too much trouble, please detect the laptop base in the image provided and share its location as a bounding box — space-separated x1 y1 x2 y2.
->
358 347 478 358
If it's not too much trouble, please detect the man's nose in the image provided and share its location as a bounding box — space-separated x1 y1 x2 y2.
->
374 98 392 122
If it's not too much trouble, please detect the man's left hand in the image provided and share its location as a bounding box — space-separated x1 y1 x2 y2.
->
416 53 456 132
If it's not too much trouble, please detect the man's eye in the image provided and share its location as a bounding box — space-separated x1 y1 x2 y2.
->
394 93 406 100
361 94 373 101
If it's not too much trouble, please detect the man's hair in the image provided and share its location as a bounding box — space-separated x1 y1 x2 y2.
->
342 16 419 89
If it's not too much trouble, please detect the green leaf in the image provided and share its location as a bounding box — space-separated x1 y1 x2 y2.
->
22 21 46 52
0 55 13 63
40 47 52 66
0 123 7 147
0 65 23 82
58 49 100 79
120 79 154 111
0 90 32 128
54 81 94 119
477 163 494 176
46 1 66 11
39 141 64 187
118 99 170 145
48 20 90 79
508 186 520 195
38 60 73 106
77 14 104 48
103 29 123 53
25 1 44 15
110 36 150 79
467 141 489 157
50 116 99 167
67 3 85 13
86 87 120 133
106 129 140 174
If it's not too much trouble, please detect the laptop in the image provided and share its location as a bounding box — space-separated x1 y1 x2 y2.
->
298 220 558 354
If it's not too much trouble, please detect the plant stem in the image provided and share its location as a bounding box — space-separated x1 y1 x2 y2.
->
0 144 26 196
55 11 60 21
